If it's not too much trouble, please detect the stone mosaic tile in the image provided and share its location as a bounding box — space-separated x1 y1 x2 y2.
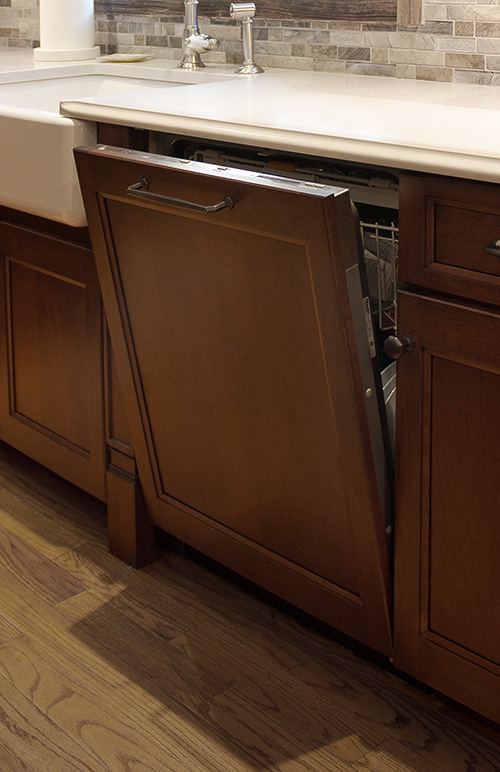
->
446 5 468 18
312 58 347 71
455 20 475 32
2 1 500 85
338 45 371 59
453 65 495 79
346 61 396 74
476 20 500 32
397 62 417 74
477 35 500 48
389 46 445 61
445 49 485 63
435 34 476 47
416 62 454 76
372 46 389 60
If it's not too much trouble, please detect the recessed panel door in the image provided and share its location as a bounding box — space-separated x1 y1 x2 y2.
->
76 146 392 654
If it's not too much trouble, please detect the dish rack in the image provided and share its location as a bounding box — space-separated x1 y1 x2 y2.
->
360 220 399 332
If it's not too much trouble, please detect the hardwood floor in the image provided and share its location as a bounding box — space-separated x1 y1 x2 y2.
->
0 443 498 772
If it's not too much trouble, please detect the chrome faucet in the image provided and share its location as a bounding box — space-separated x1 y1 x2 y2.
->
178 0 220 70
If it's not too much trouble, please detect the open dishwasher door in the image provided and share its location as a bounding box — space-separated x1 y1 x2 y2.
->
75 145 392 655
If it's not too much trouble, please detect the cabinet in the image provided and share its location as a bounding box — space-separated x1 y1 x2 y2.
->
3 132 499 720
0 209 107 500
394 174 500 725
0 206 153 565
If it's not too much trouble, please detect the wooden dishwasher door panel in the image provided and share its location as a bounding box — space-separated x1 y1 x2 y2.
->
75 146 392 655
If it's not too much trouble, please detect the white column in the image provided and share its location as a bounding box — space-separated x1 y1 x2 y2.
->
33 0 100 61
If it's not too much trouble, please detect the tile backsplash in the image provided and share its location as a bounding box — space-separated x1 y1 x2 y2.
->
2 0 500 85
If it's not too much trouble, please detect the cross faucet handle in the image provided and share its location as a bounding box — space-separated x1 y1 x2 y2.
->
184 33 220 53
178 0 219 69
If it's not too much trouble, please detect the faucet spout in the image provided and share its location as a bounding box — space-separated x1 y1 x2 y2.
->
178 0 220 70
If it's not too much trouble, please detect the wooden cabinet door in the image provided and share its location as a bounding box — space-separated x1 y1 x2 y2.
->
76 145 392 654
0 221 106 500
394 289 500 724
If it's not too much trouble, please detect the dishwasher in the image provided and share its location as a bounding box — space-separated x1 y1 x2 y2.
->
75 139 399 656
158 136 399 462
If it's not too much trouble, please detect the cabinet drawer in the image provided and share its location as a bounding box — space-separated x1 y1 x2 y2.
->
400 173 500 305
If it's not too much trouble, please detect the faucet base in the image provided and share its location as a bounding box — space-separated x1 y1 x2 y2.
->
235 62 264 74
177 59 206 70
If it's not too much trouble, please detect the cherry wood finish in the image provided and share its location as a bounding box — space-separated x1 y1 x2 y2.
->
399 173 500 306
97 123 149 152
97 121 156 567
104 338 155 566
75 146 392 655
394 177 500 724
0 215 106 500
0 204 149 564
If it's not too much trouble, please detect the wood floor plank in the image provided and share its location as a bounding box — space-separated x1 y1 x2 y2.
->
0 668 109 772
148 553 333 668
54 541 204 638
0 565 130 693
175 620 386 769
0 634 268 772
0 450 498 772
196 674 382 767
56 589 233 710
0 742 35 772
292 653 446 746
0 486 86 560
55 540 328 665
53 542 139 601
0 636 197 772
0 613 22 645
351 735 500 772
0 567 265 771
291 651 500 766
0 573 274 772
170 621 388 760
0 443 107 547
0 521 86 604
196 689 355 772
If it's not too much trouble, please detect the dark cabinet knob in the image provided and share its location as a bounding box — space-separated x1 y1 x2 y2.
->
384 334 415 360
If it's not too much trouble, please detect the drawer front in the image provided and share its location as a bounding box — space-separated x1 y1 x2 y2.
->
400 173 500 305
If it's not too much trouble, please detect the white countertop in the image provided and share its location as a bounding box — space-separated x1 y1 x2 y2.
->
2 49 500 184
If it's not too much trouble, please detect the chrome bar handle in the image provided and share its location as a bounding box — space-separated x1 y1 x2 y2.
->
127 179 234 213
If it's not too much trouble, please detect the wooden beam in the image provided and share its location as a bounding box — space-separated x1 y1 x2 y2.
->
96 0 399 23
